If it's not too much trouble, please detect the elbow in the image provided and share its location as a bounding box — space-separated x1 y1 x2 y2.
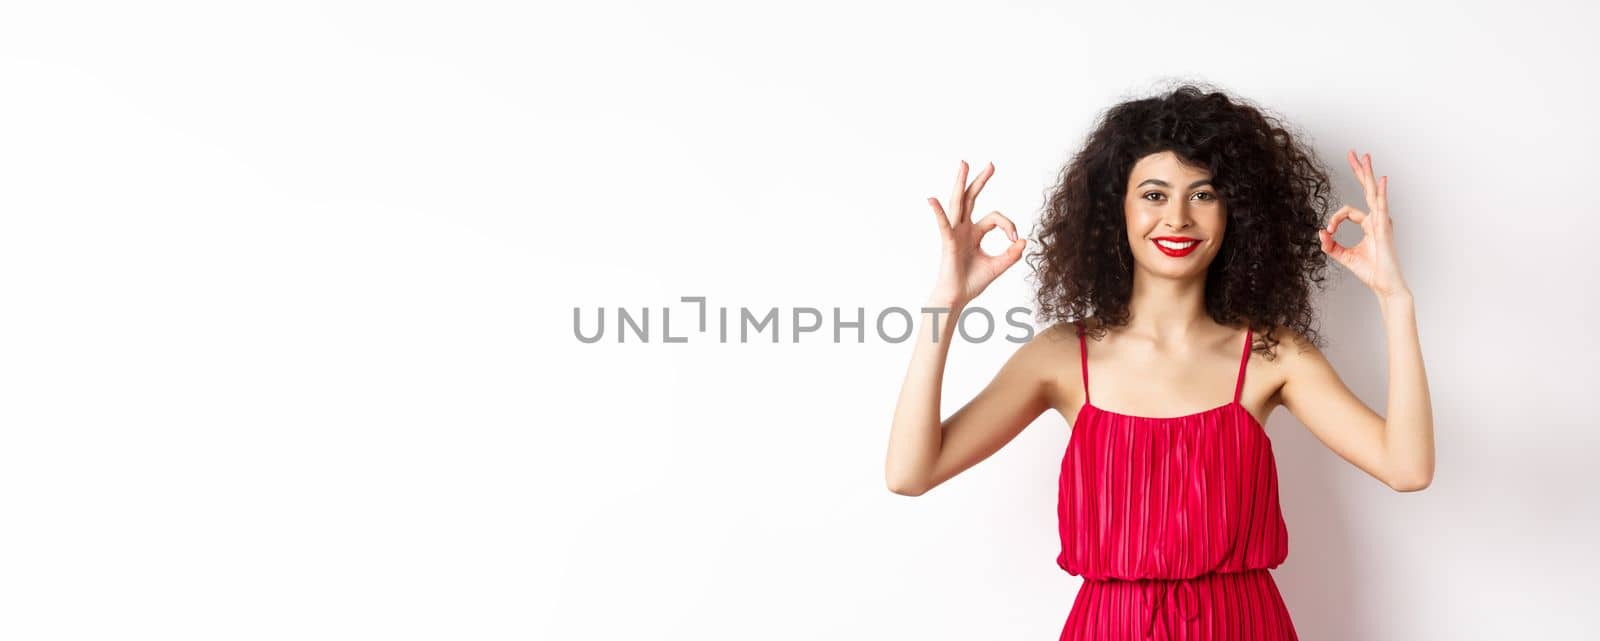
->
1386 471 1433 493
886 474 929 497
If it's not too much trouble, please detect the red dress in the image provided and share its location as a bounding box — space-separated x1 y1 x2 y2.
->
1057 323 1297 640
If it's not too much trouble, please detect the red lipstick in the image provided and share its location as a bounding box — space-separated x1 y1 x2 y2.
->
1151 236 1201 258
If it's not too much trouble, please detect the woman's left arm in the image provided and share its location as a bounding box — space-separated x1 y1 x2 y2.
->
1280 149 1435 492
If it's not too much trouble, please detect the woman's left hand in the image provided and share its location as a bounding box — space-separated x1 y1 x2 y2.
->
1321 149 1412 299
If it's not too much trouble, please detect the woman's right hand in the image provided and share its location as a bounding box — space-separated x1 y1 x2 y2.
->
925 160 1027 308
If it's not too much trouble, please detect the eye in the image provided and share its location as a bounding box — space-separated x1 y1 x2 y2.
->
1193 191 1215 201
1142 191 1165 201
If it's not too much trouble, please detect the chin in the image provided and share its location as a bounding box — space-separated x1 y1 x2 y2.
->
1139 256 1215 278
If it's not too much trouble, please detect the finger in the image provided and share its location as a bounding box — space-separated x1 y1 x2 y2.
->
1373 176 1393 239
1362 153 1381 210
975 210 1019 242
1347 150 1370 194
996 237 1027 267
1348 149 1380 213
984 237 1028 273
1325 205 1367 235
964 161 995 215
948 160 970 226
1319 228 1352 264
1377 175 1388 213
927 197 953 239
1332 205 1374 239
1349 149 1377 204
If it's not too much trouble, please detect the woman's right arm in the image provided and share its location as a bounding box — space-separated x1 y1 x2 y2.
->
883 160 1055 496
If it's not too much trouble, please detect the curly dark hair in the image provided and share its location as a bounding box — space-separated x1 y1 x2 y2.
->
1025 81 1333 358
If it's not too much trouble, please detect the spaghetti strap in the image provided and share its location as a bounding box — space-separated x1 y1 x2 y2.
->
1076 322 1090 405
1233 325 1253 404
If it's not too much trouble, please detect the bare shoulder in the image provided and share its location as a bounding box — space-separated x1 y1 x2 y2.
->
1253 322 1327 402
1013 320 1085 413
1007 320 1077 371
1032 320 1083 349
1257 322 1324 364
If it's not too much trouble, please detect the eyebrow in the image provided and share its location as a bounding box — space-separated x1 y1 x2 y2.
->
1135 178 1213 189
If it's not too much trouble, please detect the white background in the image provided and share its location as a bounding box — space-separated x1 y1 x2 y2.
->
3 1 1596 639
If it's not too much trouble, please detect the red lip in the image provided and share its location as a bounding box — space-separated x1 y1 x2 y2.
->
1151 237 1201 257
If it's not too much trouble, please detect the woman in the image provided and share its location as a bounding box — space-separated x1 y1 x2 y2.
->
883 84 1434 641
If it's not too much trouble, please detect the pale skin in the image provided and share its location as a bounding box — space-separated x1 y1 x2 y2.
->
885 149 1435 496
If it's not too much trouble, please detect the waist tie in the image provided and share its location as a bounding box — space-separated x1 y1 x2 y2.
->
1141 578 1199 639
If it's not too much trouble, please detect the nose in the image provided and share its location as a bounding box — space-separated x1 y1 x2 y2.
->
1163 206 1194 230
1164 197 1203 230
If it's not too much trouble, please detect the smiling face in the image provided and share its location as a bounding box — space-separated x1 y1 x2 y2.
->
1123 150 1227 278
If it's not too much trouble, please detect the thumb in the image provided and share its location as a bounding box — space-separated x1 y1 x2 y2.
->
995 238 1027 268
1320 230 1360 273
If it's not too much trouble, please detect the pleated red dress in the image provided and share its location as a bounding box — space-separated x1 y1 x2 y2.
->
1057 323 1296 640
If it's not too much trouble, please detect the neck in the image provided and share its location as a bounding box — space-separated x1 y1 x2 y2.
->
1124 268 1212 345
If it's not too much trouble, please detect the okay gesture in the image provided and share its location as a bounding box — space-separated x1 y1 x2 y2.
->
1320 149 1412 300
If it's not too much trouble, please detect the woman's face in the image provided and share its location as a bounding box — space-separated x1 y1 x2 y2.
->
1122 150 1228 278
